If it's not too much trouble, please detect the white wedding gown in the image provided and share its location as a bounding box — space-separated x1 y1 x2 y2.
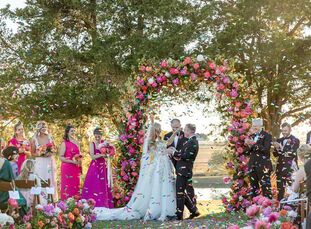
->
95 139 176 221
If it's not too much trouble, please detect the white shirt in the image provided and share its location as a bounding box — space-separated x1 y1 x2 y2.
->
174 135 179 148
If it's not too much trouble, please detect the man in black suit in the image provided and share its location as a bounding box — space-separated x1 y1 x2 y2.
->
245 118 273 199
306 118 311 145
164 119 187 168
172 123 200 220
273 122 300 201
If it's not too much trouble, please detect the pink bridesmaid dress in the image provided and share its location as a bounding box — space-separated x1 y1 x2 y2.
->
81 141 113 207
60 140 81 200
8 137 30 173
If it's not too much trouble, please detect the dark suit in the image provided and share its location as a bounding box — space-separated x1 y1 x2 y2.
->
173 136 199 219
307 131 311 145
245 130 272 198
273 135 300 200
164 131 187 168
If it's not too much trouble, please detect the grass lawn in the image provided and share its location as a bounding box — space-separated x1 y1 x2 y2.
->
93 200 248 228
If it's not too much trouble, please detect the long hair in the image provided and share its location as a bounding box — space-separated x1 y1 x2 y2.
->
35 121 48 137
13 121 23 138
18 159 35 180
149 123 161 149
63 124 74 141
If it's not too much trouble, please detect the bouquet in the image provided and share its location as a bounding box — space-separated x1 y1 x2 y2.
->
73 154 83 174
98 141 116 157
37 142 55 157
28 198 96 229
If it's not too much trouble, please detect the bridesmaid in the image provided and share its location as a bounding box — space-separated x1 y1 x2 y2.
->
81 128 113 207
59 125 82 200
8 121 31 173
30 121 58 202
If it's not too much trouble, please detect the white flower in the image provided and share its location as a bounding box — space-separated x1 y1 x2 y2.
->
80 215 85 223
196 54 205 62
148 78 155 84
83 203 90 210
0 213 14 226
165 72 171 77
288 210 298 218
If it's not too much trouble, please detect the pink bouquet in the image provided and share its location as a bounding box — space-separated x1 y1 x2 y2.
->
99 141 116 157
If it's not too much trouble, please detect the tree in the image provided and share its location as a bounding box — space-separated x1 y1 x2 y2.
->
196 0 311 137
0 0 204 129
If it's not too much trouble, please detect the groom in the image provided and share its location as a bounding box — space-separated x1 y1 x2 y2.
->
172 123 200 220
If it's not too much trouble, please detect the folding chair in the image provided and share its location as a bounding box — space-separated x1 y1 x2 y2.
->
40 179 54 203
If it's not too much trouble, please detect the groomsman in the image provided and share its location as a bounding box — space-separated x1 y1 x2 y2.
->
164 119 187 168
273 123 300 201
245 118 273 199
172 124 200 220
306 118 311 145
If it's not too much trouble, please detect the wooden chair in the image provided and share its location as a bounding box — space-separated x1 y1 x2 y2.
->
40 179 54 203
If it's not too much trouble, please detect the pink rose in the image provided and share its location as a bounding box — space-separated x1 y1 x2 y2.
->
193 63 200 70
223 76 230 84
160 60 168 68
180 69 187 76
169 68 179 75
139 65 146 72
156 76 163 83
246 204 259 218
151 82 158 88
204 71 211 79
183 57 192 65
136 78 145 86
8 198 18 209
208 62 216 69
233 81 239 88
228 225 240 229
254 220 270 229
122 175 129 181
268 212 279 223
217 83 225 91
223 177 231 184
131 172 138 177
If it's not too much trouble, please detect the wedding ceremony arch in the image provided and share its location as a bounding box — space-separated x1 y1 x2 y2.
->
113 56 256 211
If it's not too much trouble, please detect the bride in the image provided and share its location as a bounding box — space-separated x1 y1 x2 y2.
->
95 117 178 221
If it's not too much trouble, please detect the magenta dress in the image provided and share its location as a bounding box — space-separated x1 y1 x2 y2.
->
81 142 113 207
8 137 29 173
61 140 81 200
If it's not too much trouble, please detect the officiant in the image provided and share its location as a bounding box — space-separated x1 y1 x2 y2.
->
273 122 300 201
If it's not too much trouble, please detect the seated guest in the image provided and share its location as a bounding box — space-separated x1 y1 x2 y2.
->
16 159 39 207
289 144 311 194
2 146 19 179
0 147 27 214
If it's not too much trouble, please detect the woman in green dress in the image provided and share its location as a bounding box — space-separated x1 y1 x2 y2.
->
0 146 27 215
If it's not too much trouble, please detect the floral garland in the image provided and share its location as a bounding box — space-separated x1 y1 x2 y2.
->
113 55 255 210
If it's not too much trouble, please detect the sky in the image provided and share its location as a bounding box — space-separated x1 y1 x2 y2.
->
1 0 310 140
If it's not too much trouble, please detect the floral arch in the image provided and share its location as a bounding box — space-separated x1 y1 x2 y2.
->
113 56 255 211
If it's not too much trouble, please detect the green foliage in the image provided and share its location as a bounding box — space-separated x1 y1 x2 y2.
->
195 0 311 136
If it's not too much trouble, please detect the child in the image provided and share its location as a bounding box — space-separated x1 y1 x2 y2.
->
16 159 39 207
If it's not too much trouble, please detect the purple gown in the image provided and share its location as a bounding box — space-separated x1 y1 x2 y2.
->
82 142 113 207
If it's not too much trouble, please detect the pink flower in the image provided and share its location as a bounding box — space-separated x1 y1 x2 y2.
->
233 81 239 88
232 136 239 142
169 68 179 75
204 71 211 79
262 199 272 207
139 65 146 72
223 177 231 184
128 146 136 154
254 220 270 229
263 206 272 217
180 69 187 76
172 78 180 86
136 78 145 85
160 60 168 68
136 92 145 101
268 212 279 223
190 73 197 80
193 63 200 70
228 225 240 229
131 172 138 177
151 82 158 88
120 134 127 142
183 57 192 65
223 76 230 84
8 198 18 209
122 175 129 181
246 204 259 218
230 90 239 98
217 83 225 91
156 76 163 83
208 62 216 69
